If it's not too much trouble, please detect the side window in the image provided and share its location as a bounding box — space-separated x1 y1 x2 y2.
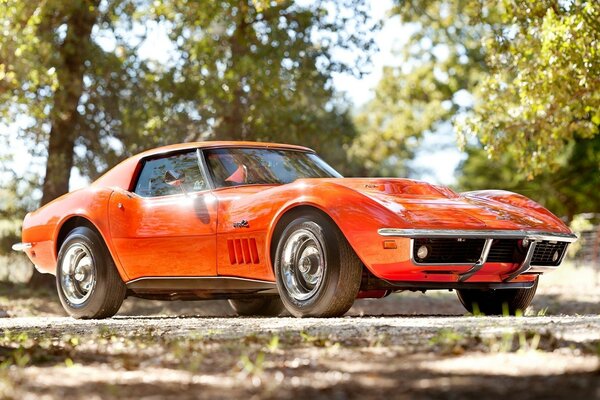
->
134 150 208 197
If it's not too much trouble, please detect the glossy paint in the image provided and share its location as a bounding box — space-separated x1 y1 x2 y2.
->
19 141 573 289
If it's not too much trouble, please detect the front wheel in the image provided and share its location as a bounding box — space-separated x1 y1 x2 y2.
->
274 213 362 317
456 278 539 316
56 227 126 319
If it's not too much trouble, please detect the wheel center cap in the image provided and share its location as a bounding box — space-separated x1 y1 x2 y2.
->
74 267 86 282
299 257 312 273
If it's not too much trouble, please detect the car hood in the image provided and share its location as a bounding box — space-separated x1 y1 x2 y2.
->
316 178 566 232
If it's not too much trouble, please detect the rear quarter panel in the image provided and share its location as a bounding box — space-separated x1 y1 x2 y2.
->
21 187 118 276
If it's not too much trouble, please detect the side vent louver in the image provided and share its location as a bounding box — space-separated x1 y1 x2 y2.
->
227 238 260 264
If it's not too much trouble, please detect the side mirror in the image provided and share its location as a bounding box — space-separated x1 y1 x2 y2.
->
164 170 185 187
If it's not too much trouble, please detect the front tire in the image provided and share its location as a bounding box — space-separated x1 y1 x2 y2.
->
274 213 362 317
228 297 285 316
56 227 126 319
457 278 539 315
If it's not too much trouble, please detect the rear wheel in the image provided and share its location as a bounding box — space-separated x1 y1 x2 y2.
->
274 213 362 317
228 297 285 317
457 278 539 315
56 227 126 319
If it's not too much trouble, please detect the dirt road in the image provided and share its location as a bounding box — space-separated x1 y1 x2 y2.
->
0 314 598 399
0 265 599 399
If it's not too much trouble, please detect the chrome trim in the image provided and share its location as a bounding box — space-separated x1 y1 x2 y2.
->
12 243 32 252
197 148 216 190
528 265 559 273
384 280 537 291
378 228 577 242
125 276 277 292
126 275 275 286
397 228 574 281
502 241 538 282
59 243 96 305
458 238 493 282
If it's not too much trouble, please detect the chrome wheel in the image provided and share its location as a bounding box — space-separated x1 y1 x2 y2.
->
280 228 326 301
60 243 96 305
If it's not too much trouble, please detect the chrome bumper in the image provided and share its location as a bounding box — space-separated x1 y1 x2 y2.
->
12 242 32 252
377 229 577 282
378 229 577 242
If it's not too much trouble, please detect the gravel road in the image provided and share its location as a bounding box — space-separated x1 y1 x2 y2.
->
1 314 599 343
1 314 598 400
0 265 598 399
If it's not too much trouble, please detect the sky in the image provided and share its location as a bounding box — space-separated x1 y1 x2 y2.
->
329 0 465 185
3 0 464 192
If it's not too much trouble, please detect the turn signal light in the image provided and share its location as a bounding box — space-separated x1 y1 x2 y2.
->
382 240 397 249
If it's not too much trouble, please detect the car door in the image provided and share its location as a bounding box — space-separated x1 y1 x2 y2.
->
108 149 218 280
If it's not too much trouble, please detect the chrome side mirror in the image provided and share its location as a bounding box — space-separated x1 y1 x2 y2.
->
164 170 188 195
164 170 185 187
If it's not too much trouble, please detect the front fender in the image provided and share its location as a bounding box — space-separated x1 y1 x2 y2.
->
266 181 411 279
463 190 571 233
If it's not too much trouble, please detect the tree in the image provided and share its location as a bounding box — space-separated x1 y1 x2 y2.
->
0 1 158 201
460 0 600 176
1 2 99 205
457 135 600 221
355 0 599 179
1 0 378 202
139 0 378 173
351 0 489 176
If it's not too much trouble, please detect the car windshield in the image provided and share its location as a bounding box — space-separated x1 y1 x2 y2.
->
204 148 342 188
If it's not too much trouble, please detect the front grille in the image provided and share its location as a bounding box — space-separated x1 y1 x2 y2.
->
413 237 569 266
487 239 522 263
413 238 525 264
531 241 568 266
413 238 485 264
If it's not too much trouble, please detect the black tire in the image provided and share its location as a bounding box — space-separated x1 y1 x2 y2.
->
56 227 126 319
456 278 539 316
274 213 362 317
228 297 285 317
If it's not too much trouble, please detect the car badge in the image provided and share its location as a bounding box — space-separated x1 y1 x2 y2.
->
233 220 250 228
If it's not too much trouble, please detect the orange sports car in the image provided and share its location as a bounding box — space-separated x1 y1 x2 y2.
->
13 141 576 318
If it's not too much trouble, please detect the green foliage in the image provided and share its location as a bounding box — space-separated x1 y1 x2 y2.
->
352 0 490 176
458 135 600 220
137 0 378 173
460 0 600 176
358 0 599 179
0 0 378 206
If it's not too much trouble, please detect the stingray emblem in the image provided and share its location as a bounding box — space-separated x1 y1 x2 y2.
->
233 220 250 228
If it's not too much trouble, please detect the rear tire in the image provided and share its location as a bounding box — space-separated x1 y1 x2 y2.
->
457 278 538 316
56 227 126 319
228 297 285 317
274 213 362 317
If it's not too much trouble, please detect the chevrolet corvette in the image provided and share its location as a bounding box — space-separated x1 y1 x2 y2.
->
13 141 576 318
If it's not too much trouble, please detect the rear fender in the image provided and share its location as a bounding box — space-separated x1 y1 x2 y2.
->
22 187 128 279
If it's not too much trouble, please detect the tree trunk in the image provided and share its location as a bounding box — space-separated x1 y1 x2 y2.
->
214 0 249 141
32 1 100 287
40 1 100 206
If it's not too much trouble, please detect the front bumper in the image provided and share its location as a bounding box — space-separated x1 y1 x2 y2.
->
377 229 577 282
11 242 32 252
